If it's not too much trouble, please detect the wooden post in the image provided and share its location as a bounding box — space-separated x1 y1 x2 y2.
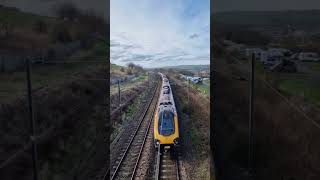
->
248 53 255 178
26 58 39 180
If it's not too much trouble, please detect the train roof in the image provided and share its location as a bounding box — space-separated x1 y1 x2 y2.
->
158 104 175 112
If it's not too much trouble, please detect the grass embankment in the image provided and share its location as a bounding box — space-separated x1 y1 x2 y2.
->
110 63 148 95
0 7 55 27
110 75 147 95
192 79 210 96
0 7 56 51
0 5 106 54
304 62 320 72
178 77 210 96
110 63 149 146
214 56 320 180
0 66 107 180
110 88 147 145
168 72 211 179
278 79 320 107
0 61 105 103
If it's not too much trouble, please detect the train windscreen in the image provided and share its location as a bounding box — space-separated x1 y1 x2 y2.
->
158 110 175 136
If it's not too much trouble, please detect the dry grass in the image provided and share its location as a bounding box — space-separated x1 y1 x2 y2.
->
168 72 212 179
213 57 320 180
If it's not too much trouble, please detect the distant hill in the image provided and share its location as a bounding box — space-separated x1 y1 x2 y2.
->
0 0 107 19
161 64 210 72
214 10 320 28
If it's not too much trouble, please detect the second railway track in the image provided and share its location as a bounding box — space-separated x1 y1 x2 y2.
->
109 79 160 180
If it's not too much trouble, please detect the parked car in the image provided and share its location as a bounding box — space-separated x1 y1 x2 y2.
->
298 52 320 62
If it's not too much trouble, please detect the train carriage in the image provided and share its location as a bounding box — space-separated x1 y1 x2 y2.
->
154 73 179 150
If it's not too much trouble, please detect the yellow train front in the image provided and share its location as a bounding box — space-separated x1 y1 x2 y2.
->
154 73 179 150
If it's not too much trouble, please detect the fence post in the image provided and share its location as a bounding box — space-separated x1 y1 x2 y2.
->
248 53 255 178
26 58 39 180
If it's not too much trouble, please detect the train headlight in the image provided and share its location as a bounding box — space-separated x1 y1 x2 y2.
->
173 138 179 145
155 139 160 147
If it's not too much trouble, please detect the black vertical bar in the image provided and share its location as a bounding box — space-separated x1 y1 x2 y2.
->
1 56 4 73
248 53 255 178
26 58 38 180
188 78 190 115
118 80 121 120
148 72 150 91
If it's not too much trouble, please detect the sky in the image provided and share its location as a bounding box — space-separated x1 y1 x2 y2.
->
214 0 320 12
111 0 210 68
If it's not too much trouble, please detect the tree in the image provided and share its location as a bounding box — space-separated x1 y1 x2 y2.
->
51 23 72 43
0 21 11 38
33 20 48 33
55 2 79 21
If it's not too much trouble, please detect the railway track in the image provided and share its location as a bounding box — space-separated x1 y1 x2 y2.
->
155 146 180 180
108 80 160 180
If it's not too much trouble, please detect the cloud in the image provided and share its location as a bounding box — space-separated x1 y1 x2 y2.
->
189 33 199 39
110 0 210 68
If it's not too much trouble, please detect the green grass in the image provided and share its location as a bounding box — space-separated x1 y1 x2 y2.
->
192 80 210 95
0 8 55 27
278 79 320 107
110 64 125 72
110 75 147 95
93 42 108 57
304 62 320 72
189 126 201 148
0 62 104 103
111 90 146 145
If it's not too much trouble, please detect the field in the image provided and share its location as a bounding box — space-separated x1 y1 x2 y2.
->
168 71 212 179
193 79 210 96
213 54 320 180
0 60 105 103
278 78 320 107
0 6 108 180
304 62 320 72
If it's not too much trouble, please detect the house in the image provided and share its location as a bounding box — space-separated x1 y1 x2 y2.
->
297 52 319 62
190 77 203 84
268 48 291 57
245 48 264 60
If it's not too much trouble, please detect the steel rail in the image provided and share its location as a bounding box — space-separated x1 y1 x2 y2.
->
155 146 180 180
107 80 159 180
130 91 157 180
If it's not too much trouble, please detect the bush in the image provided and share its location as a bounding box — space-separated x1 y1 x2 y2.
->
33 20 48 33
55 2 79 21
51 23 72 43
126 62 145 75
77 11 107 35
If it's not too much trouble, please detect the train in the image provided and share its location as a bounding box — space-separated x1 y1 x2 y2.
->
154 73 179 150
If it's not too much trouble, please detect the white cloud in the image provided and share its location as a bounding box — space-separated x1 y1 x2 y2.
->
111 0 210 68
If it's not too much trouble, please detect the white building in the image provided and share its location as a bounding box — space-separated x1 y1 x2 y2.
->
245 48 264 60
297 52 319 62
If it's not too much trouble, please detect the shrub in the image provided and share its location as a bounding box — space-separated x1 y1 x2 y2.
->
55 2 79 21
51 23 72 43
33 20 48 33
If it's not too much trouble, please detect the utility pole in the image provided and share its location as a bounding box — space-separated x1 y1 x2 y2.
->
248 53 255 179
188 79 190 115
26 58 38 180
148 72 150 92
118 80 121 121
